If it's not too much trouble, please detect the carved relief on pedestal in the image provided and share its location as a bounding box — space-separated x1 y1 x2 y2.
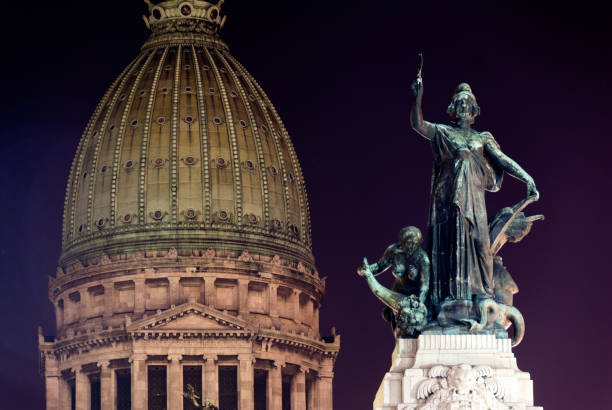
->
417 364 508 410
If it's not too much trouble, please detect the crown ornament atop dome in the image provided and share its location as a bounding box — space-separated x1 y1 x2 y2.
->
142 0 227 32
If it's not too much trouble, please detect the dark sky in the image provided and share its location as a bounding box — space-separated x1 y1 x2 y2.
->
1 1 611 409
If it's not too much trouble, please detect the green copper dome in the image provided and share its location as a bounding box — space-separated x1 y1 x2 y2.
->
60 1 312 268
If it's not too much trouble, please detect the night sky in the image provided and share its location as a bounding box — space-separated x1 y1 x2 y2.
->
1 1 611 409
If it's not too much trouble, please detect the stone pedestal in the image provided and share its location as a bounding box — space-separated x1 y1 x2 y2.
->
373 335 542 410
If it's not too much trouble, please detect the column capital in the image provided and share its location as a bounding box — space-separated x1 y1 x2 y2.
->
237 353 254 363
204 354 218 362
167 354 183 362
97 360 111 369
129 353 147 363
273 360 286 368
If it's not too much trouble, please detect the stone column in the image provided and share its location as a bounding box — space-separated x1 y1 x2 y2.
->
203 354 218 407
238 279 249 318
133 279 145 316
130 354 147 410
204 278 216 308
167 354 183 410
307 374 318 410
268 284 278 318
290 367 306 410
102 281 114 325
75 368 91 410
99 361 116 410
169 277 180 307
42 352 60 410
238 354 254 410
80 288 91 322
266 361 282 410
292 290 301 324
317 373 334 410
58 375 72 410
313 302 320 337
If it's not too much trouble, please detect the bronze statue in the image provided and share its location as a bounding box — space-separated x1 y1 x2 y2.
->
363 226 430 335
410 80 539 307
356 68 543 345
367 226 430 304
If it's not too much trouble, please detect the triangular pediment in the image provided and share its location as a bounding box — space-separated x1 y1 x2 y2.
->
126 302 254 335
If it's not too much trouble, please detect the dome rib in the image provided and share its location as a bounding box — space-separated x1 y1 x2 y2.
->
170 44 182 224
138 48 169 225
190 44 212 225
216 49 270 229
88 52 151 234
203 46 243 226
110 50 157 228
65 55 144 243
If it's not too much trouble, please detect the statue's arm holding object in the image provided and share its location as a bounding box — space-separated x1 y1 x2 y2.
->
484 137 539 200
410 80 436 141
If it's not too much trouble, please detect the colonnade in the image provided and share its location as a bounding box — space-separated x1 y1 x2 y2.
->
44 354 333 410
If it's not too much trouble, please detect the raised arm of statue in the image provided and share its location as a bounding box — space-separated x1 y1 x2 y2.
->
410 79 436 141
483 135 540 200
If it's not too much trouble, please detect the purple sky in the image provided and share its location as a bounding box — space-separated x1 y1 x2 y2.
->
1 1 611 408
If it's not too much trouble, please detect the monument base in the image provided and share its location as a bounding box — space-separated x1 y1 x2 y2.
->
374 334 542 410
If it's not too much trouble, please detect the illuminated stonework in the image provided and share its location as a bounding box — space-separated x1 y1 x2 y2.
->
39 2 339 409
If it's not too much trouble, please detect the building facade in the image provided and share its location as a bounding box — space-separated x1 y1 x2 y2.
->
38 2 340 409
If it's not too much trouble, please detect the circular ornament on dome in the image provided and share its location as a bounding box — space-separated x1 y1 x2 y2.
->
208 6 220 21
219 67 227 74
218 210 229 221
152 210 164 220
179 3 193 16
78 225 83 233
97 218 106 229
184 115 194 124
212 116 223 125
123 214 133 223
119 94 126 101
139 90 147 97
185 208 196 220
248 94 256 101
202 65 210 71
288 173 295 183
92 130 98 137
160 87 169 95
216 157 227 168
290 225 300 237
153 157 165 168
229 90 238 98
248 214 258 224
83 172 88 179
185 87 193 94
101 165 107 173
125 160 134 169
208 88 216 95
157 117 167 125
239 120 248 129
151 7 164 21
130 119 139 127
164 65 172 71
245 160 254 170
269 166 278 176
147 67 154 73
259 124 268 132
271 219 282 230
184 156 196 165
184 64 192 71
109 124 116 131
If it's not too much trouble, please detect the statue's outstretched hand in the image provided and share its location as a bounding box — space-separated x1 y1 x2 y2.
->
526 179 540 201
357 257 372 277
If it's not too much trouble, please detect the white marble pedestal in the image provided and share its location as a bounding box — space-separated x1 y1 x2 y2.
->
374 335 542 410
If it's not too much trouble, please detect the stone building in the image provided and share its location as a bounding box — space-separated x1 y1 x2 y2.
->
38 2 340 409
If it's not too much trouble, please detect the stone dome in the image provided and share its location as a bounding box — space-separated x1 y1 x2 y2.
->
60 0 312 269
